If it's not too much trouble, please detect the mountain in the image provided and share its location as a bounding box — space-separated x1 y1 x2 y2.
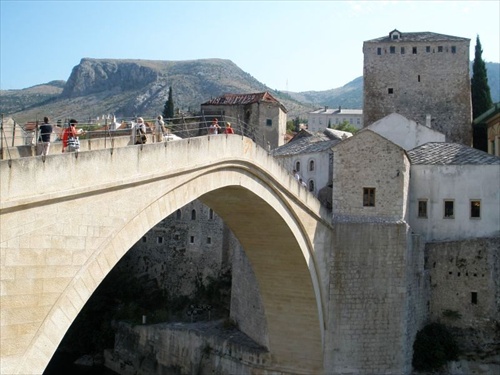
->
1 58 314 124
1 59 498 125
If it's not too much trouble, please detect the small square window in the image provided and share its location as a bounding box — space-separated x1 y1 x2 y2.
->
363 188 375 207
418 200 428 218
438 46 443 52
190 236 195 244
142 236 147 243
412 47 417 54
207 237 212 244
266 119 272 127
377 47 382 55
157 236 163 244
390 46 395 54
451 46 456 53
388 88 394 94
426 46 431 53
444 200 454 218
470 200 481 218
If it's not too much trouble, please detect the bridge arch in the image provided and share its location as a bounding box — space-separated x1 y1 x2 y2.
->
1 136 331 374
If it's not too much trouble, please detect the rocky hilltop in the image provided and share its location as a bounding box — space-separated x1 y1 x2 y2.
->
3 58 314 123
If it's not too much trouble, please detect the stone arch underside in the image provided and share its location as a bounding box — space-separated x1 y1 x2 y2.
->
7 153 326 374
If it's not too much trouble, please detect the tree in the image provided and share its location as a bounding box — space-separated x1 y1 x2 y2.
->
471 35 493 119
333 120 359 134
162 86 175 119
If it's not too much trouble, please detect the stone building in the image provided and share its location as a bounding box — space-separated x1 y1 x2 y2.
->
363 29 472 146
307 106 363 132
271 128 349 197
201 91 287 150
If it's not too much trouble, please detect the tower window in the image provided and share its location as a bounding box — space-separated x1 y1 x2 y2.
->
401 47 405 54
295 160 300 172
209 208 214 220
176 209 182 220
426 46 431 53
190 236 195 244
377 47 382 55
390 46 395 54
207 237 212 244
363 188 375 207
438 46 443 52
412 47 417 54
388 88 394 94
418 75 421 82
309 160 315 171
451 46 456 53
157 236 163 244
471 292 478 305
266 119 272 127
191 209 196 220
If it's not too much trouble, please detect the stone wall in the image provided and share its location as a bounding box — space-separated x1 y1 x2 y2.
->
363 35 472 145
105 321 276 375
426 237 500 330
326 222 427 375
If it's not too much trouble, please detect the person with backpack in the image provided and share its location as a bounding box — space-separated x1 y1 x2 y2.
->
62 119 80 153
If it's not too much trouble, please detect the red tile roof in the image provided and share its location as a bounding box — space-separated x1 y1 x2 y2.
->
202 91 287 112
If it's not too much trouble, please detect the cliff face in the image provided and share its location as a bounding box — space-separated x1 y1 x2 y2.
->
61 58 162 98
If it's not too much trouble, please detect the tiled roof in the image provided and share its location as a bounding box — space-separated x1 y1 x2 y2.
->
309 108 362 115
407 143 500 165
201 91 286 110
365 31 469 43
271 130 341 157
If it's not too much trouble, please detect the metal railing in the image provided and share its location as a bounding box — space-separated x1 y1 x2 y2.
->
0 112 274 161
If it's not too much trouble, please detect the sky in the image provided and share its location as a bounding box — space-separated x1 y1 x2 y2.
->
1 0 499 92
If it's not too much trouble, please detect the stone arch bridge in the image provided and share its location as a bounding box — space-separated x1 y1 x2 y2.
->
1 135 338 374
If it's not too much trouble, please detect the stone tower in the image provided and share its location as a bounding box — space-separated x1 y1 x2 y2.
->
363 29 472 145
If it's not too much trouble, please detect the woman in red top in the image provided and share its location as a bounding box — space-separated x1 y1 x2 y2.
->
224 122 234 134
62 119 79 152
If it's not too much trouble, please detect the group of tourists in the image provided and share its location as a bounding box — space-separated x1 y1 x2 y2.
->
208 118 234 135
32 115 237 156
34 117 83 156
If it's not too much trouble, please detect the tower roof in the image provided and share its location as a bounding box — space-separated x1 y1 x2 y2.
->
365 30 470 43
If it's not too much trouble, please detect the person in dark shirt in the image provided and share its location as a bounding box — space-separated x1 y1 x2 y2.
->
38 116 53 156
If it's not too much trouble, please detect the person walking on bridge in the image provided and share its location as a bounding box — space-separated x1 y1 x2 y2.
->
224 122 234 134
37 116 53 156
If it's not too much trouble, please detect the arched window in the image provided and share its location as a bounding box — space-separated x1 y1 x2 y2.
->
295 160 301 172
176 209 182 220
309 160 315 171
308 180 315 193
191 209 196 220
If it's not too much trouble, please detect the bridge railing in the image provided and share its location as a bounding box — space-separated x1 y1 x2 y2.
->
0 113 272 161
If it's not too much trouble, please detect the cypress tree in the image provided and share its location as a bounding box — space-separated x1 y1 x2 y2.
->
471 35 493 119
162 86 175 119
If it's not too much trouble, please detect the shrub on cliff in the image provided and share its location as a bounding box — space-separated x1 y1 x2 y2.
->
412 322 460 372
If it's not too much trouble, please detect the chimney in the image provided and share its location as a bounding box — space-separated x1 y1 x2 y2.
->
324 106 328 112
338 105 342 112
426 114 432 128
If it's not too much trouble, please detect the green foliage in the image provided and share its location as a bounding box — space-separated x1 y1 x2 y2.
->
412 323 460 372
331 120 359 134
162 86 175 119
471 35 493 119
